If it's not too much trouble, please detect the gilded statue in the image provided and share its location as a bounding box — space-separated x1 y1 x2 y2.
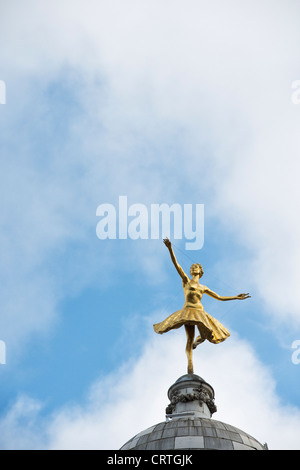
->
153 238 250 374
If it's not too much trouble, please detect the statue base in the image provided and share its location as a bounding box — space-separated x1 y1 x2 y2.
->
166 374 217 420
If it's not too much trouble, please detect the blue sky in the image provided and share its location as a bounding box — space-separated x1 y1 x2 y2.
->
0 0 300 449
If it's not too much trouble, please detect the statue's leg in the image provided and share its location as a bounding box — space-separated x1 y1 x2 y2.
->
193 327 206 349
185 325 195 374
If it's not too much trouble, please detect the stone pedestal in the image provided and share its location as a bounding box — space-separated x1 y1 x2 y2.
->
166 374 217 420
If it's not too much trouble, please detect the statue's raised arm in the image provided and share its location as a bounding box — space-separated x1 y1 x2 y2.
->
163 238 189 283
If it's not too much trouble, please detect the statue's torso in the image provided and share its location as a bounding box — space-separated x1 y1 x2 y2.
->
183 280 205 308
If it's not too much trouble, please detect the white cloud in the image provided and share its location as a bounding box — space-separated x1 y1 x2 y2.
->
0 0 299 353
0 1 300 450
0 395 46 450
46 333 300 450
0 329 299 449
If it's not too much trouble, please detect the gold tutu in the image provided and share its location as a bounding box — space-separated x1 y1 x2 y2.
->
153 305 230 344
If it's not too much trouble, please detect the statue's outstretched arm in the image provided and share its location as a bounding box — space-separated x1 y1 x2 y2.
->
163 238 189 283
204 287 251 301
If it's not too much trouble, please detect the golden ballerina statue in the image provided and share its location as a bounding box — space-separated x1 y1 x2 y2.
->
153 238 250 374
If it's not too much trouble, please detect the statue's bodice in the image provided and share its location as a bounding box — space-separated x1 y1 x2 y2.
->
183 280 205 308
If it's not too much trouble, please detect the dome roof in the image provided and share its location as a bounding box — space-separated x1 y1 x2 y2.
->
120 374 267 451
120 417 267 450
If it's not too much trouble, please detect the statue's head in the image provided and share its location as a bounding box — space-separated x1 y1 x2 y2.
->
190 263 204 278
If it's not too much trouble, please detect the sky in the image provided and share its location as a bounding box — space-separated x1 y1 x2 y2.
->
0 0 300 450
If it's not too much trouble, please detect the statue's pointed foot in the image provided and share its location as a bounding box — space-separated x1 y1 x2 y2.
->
193 335 205 349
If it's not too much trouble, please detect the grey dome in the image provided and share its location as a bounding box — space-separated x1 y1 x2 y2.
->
120 417 267 450
120 374 267 451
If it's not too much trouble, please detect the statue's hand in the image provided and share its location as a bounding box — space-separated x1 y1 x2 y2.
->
236 293 251 300
163 237 172 248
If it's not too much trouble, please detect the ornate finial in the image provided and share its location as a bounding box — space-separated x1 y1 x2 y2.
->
166 374 217 420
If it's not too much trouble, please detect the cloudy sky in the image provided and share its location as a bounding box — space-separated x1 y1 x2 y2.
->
0 0 300 450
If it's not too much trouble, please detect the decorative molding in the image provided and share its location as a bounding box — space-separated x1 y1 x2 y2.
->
166 386 217 416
